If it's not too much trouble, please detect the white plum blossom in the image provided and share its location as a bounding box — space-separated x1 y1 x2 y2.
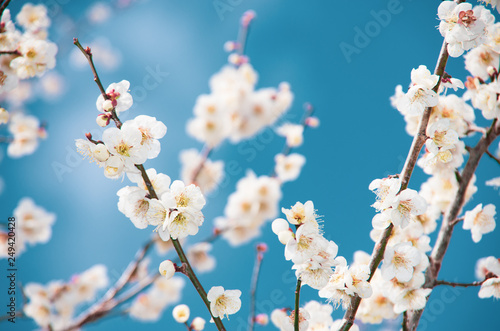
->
397 65 439 116
123 115 167 159
381 242 421 282
344 264 373 299
393 287 432 314
16 3 50 32
180 148 224 194
7 112 45 158
129 276 185 321
425 119 459 164
438 2 494 57
187 63 293 147
102 124 148 169
369 177 400 212
12 197 55 256
186 242 216 273
302 301 333 330
96 80 133 114
274 153 306 183
390 189 427 228
464 44 499 80
282 200 317 226
10 39 57 79
475 256 500 280
276 123 304 147
463 203 496 243
207 286 241 320
172 304 190 323
117 186 151 229
478 278 500 299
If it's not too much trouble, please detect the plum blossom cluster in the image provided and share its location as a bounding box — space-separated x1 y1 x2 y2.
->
186 62 293 147
76 80 166 179
0 3 58 158
475 256 500 299
272 201 372 313
215 170 282 246
129 276 186 321
23 265 108 330
438 1 494 57
4 112 47 158
0 197 55 257
0 4 57 91
179 148 224 194
271 300 360 331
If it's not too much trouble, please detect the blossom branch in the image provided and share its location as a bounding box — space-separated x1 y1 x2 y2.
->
73 38 122 128
248 244 266 331
65 239 154 330
294 278 301 331
340 40 450 331
407 119 500 329
0 50 19 55
433 279 486 288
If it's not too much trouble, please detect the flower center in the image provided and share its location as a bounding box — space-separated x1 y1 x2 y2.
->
458 10 476 27
116 141 131 157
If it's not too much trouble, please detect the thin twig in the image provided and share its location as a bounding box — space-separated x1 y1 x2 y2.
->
402 311 409 331
340 39 450 331
73 38 122 128
0 50 19 55
433 279 487 288
0 0 11 19
485 149 500 166
248 245 266 331
294 278 301 331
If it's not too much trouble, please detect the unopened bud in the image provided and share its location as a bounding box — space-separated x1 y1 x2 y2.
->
255 313 269 325
278 230 294 245
305 116 320 128
93 143 110 162
96 113 111 127
272 218 289 235
172 304 190 323
191 317 206 330
102 99 114 112
256 243 268 253
159 260 176 279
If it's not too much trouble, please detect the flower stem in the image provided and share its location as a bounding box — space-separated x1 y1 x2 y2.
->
171 238 226 330
339 39 450 331
433 279 486 288
294 278 301 331
248 245 265 331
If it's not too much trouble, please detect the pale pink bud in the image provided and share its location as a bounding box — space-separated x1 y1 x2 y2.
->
96 113 111 127
102 99 114 112
255 313 269 325
305 116 320 128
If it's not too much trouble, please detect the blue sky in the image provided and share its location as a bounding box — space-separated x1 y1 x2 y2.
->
0 0 499 330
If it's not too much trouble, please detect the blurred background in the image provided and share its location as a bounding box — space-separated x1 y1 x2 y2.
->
0 0 499 330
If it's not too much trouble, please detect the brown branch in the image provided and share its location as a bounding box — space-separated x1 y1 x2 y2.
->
0 0 11 19
340 39 450 331
65 239 154 330
73 38 122 129
294 278 301 331
407 119 500 330
433 279 487 288
485 149 500 166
